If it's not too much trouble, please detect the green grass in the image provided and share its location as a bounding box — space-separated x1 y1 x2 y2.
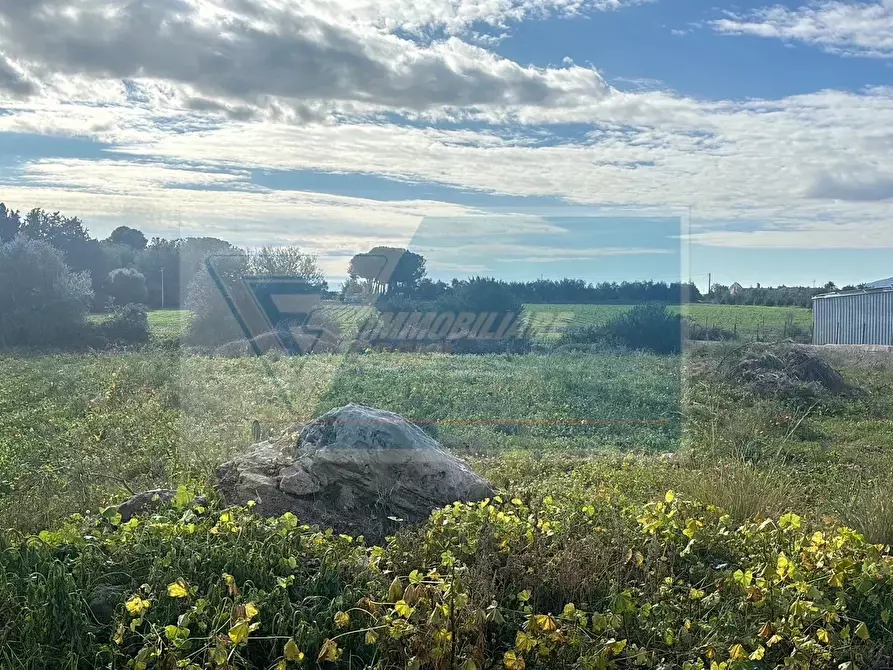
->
0 350 680 532
524 302 813 340
151 302 813 345
148 309 192 339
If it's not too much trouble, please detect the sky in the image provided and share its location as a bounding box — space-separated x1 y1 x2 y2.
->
1 0 892 290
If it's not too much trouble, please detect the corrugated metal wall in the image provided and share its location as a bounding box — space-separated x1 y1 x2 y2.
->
813 290 893 345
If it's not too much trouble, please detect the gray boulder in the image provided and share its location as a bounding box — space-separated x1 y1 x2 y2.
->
216 404 494 543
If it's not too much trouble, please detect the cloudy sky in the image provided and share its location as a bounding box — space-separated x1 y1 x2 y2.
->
1 0 892 288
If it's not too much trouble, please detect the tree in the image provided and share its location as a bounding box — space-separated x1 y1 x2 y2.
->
348 247 426 294
20 208 90 246
0 203 21 242
248 246 327 289
0 236 93 347
135 237 180 309
107 226 148 251
438 276 522 315
107 268 148 306
184 250 252 346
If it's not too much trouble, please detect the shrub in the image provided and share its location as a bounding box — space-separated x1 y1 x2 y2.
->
685 319 738 341
93 304 151 347
556 304 683 354
436 276 523 316
0 235 93 348
601 303 682 354
106 267 148 306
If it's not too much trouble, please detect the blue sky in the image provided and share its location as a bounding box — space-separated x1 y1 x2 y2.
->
1 0 892 290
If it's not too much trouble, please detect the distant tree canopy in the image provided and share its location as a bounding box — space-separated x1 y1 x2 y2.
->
348 247 426 295
107 225 148 251
708 283 826 308
185 246 328 347
107 268 148 306
248 246 327 290
0 203 21 242
0 236 93 347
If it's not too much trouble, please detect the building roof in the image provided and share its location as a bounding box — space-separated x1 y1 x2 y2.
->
868 277 893 290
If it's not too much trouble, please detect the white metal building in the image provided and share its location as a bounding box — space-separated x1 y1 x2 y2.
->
813 286 893 345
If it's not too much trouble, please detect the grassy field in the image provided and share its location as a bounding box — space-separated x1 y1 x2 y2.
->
525 303 813 340
147 308 193 338
137 302 814 344
5 340 893 668
0 350 680 531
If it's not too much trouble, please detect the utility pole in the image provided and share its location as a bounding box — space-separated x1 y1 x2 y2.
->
160 268 165 309
707 272 711 298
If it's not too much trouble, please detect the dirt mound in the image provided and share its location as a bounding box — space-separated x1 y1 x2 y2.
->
726 345 849 398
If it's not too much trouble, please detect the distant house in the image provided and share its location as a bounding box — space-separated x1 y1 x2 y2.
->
729 282 743 296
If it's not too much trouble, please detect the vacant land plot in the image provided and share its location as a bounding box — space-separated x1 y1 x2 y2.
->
0 350 680 531
525 302 813 340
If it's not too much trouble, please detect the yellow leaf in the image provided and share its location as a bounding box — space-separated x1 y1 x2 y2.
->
395 600 413 618
167 579 190 599
245 602 260 621
364 630 378 645
317 639 342 663
228 620 250 645
125 595 151 617
728 644 748 661
284 638 304 662
749 646 765 661
211 643 228 665
534 614 557 632
816 628 830 644
608 639 627 656
665 490 676 503
114 624 125 646
776 554 789 579
334 611 350 628
503 651 526 670
276 662 287 670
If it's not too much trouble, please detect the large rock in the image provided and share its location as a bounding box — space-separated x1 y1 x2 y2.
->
216 404 494 543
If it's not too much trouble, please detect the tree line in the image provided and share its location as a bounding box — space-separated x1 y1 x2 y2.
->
706 282 859 308
0 203 336 311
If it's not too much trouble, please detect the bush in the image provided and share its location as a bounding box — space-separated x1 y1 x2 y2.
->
0 235 93 348
106 267 148 306
601 303 682 354
436 276 523 315
555 304 683 354
93 304 150 347
685 319 738 341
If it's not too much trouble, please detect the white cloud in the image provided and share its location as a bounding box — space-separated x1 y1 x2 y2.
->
1 0 892 253
712 1 893 59
4 82 893 250
0 0 613 117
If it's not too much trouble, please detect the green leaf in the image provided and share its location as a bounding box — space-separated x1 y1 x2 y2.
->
855 621 870 640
